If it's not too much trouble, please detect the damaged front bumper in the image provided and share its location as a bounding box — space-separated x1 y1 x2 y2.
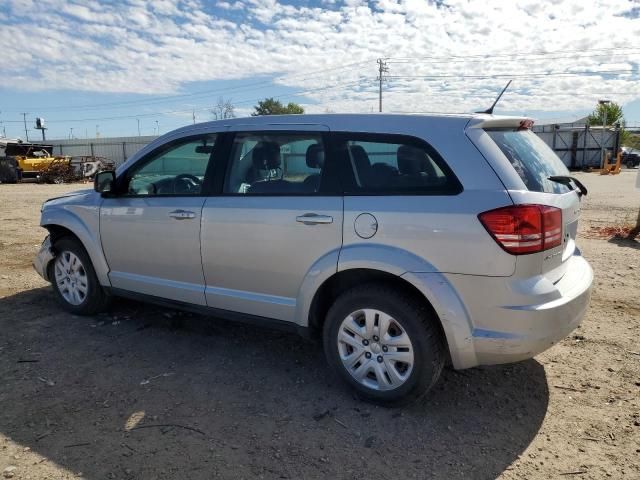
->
33 236 55 282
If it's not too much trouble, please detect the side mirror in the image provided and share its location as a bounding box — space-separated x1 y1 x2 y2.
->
94 170 116 194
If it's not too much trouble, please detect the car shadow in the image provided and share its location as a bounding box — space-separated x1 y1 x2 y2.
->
0 287 549 480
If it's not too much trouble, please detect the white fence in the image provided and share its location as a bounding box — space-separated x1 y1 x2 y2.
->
532 124 620 169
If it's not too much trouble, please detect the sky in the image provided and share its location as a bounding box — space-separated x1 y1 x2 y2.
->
1 0 640 140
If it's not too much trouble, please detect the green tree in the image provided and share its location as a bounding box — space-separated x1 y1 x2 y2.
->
587 101 624 127
624 133 640 150
251 98 304 116
586 101 634 146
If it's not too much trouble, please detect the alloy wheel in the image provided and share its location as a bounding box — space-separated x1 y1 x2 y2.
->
54 251 88 306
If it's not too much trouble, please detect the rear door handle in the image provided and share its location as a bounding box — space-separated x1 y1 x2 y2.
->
169 209 196 220
296 213 333 225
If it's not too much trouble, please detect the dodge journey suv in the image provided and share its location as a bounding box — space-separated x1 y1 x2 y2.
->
34 114 593 405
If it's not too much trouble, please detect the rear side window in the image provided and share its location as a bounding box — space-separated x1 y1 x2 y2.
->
486 129 571 194
334 134 461 195
225 132 325 194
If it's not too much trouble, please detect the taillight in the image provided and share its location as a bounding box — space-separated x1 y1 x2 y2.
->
478 205 562 255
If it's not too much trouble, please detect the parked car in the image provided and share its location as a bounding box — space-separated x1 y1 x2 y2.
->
33 114 593 405
621 148 640 168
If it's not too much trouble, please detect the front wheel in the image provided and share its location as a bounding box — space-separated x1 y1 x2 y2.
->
49 237 110 315
323 284 445 406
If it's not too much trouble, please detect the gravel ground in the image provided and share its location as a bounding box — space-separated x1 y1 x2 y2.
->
0 172 638 480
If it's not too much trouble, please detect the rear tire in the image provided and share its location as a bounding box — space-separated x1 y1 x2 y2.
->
323 284 445 406
49 237 110 315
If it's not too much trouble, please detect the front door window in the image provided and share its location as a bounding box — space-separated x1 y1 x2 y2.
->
127 135 217 195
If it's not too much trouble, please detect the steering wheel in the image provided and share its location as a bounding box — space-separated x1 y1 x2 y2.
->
174 173 202 193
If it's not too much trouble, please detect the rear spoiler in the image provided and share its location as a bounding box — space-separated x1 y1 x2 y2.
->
465 115 535 130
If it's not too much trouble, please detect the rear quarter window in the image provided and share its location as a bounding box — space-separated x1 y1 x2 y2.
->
333 133 462 195
486 129 571 194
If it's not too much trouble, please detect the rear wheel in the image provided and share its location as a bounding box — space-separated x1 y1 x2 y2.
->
49 237 110 315
323 284 445 406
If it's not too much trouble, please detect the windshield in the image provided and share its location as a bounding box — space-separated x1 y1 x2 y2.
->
486 129 571 194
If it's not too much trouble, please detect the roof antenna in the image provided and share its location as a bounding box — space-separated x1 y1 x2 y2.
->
477 80 512 115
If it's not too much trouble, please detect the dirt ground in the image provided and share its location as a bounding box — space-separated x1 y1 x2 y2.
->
0 172 638 480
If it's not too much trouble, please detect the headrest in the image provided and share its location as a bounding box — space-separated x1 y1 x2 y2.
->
252 142 281 170
367 162 398 187
306 144 324 169
397 145 428 175
349 145 371 169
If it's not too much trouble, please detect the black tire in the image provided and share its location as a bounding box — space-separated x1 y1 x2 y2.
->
49 237 110 315
323 284 445 406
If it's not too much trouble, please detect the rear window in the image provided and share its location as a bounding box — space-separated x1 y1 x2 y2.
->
486 129 570 193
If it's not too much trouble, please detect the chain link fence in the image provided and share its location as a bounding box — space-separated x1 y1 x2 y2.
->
40 136 157 167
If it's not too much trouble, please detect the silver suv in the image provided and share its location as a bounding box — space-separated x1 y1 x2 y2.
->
33 114 593 405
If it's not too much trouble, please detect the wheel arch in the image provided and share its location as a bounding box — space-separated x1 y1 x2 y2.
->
42 211 110 286
306 267 478 370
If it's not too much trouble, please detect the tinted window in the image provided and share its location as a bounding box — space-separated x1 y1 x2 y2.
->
225 133 325 194
336 135 460 194
486 129 570 194
127 135 216 195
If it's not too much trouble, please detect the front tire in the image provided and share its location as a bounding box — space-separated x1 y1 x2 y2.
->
323 284 445 406
49 237 110 315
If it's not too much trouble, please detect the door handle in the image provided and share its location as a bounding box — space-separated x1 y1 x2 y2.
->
296 213 333 225
169 209 196 220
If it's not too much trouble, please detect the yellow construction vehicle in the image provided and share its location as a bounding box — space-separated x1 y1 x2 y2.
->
0 139 73 182
1 139 115 183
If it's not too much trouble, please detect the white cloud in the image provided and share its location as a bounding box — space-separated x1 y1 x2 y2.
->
0 0 639 116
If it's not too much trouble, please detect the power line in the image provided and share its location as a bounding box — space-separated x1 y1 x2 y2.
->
8 60 374 113
2 79 371 124
11 47 640 114
385 46 640 62
386 52 640 68
3 82 638 127
387 69 635 79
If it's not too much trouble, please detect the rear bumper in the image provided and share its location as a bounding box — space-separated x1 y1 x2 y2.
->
33 235 54 282
444 253 593 367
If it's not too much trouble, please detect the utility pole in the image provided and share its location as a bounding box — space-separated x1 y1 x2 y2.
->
155 120 160 136
599 99 611 168
377 58 389 113
137 118 141 136
192 110 196 124
22 113 29 141
69 128 74 139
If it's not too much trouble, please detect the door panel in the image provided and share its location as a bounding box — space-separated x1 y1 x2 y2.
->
201 128 342 324
101 197 207 305
100 134 218 305
201 196 342 322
